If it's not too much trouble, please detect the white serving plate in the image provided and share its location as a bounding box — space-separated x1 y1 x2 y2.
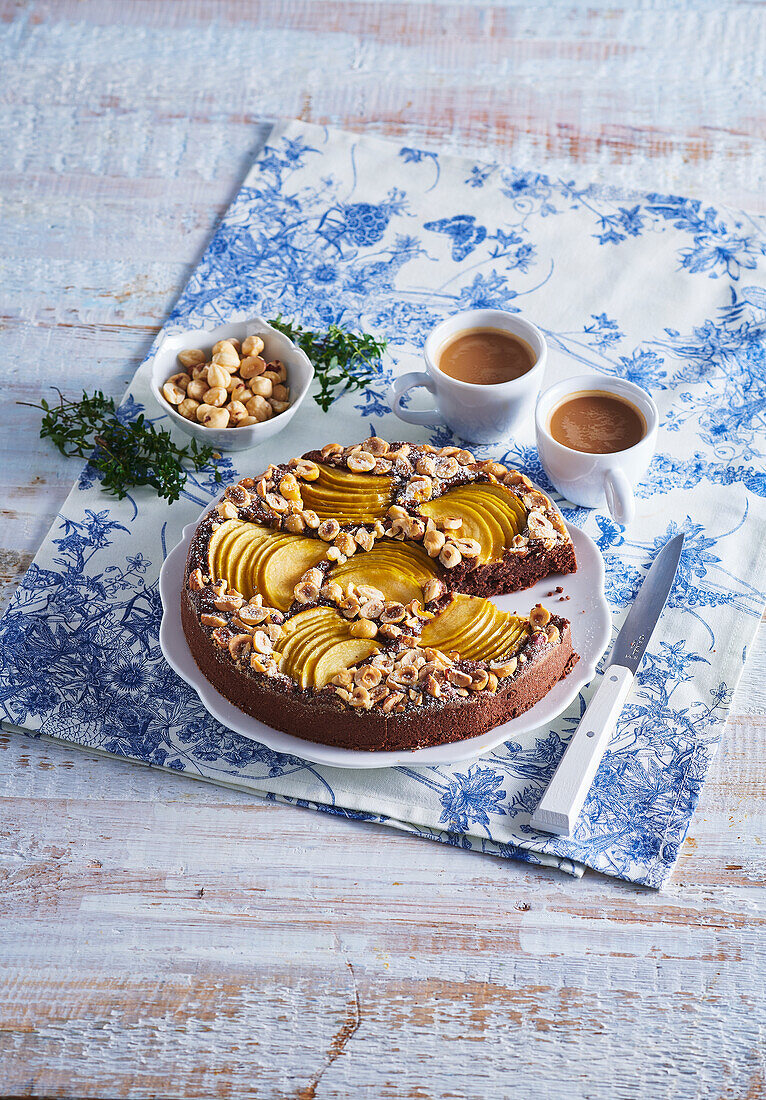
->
159 511 611 769
148 315 314 452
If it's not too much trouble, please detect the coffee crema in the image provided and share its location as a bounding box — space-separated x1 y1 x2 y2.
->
549 390 646 454
437 327 536 385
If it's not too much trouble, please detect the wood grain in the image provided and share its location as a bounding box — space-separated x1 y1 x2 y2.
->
1 2 765 1097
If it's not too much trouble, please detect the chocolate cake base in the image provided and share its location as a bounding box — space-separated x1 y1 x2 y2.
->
181 591 578 753
449 541 577 598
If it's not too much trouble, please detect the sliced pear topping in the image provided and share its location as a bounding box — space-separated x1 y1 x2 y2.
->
280 607 380 688
421 594 529 662
328 539 439 605
208 519 275 591
420 483 527 563
259 539 329 611
300 463 393 523
208 519 326 607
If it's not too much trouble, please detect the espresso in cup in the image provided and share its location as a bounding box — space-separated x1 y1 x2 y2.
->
549 390 646 455
438 327 536 385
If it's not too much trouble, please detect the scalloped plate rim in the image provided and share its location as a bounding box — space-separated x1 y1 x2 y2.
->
158 502 611 769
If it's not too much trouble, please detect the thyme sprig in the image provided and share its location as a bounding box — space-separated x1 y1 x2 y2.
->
20 389 221 503
268 316 387 412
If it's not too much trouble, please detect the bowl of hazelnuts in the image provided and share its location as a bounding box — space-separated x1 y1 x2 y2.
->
149 316 314 451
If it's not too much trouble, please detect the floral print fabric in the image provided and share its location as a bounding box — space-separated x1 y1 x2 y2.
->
2 121 765 887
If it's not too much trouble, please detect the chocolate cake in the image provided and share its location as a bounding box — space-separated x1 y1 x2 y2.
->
181 437 578 752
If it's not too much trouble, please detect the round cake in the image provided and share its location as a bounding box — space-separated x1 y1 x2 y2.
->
181 437 579 752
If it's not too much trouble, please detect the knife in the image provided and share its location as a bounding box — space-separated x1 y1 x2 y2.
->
529 532 686 837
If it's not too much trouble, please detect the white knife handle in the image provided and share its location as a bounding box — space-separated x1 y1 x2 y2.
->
529 664 634 837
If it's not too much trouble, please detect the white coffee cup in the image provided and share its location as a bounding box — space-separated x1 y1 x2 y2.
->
535 374 659 526
390 309 546 444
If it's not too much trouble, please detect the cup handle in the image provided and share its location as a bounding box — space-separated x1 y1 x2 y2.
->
390 372 443 427
603 468 635 526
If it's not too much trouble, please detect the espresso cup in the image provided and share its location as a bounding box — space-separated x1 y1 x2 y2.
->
535 374 659 526
390 309 547 444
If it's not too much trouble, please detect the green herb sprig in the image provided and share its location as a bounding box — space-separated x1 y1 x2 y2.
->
20 389 221 503
269 316 387 412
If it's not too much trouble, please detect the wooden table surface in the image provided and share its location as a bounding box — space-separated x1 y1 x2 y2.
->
2 3 765 1097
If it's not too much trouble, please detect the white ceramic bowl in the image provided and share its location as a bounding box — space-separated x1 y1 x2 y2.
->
148 316 314 452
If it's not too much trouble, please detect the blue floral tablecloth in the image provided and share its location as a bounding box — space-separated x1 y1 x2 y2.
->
2 120 765 888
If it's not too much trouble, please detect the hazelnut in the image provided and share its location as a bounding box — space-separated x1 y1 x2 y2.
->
382 692 405 713
241 334 265 357
228 634 252 660
214 593 245 613
249 376 273 399
226 400 248 425
318 518 341 541
290 459 320 481
201 613 227 629
211 341 239 369
491 657 518 679
188 568 205 591
240 355 267 379
177 348 206 369
320 581 344 603
453 537 481 559
203 386 228 408
438 542 462 568
162 381 186 406
422 577 445 604
469 669 489 692
294 580 320 604
279 474 302 502
168 372 191 392
239 604 268 626
346 451 376 473
207 363 231 390
354 527 375 552
186 379 208 402
350 619 377 639
529 604 552 628
355 665 382 688
335 532 357 557
197 404 230 429
423 528 445 558
245 395 273 422
284 514 305 533
252 630 273 655
349 686 373 709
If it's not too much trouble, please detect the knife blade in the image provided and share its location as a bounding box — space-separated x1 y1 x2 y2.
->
529 532 686 837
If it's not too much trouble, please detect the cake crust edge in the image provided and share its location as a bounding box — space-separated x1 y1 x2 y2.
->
181 587 578 752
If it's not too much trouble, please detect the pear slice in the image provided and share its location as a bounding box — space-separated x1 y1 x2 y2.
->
420 483 528 562
421 489 507 562
329 539 439 604
231 528 274 598
420 594 485 648
310 639 380 689
421 593 528 662
473 484 527 542
259 538 329 611
208 520 250 581
300 464 394 524
208 520 276 596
